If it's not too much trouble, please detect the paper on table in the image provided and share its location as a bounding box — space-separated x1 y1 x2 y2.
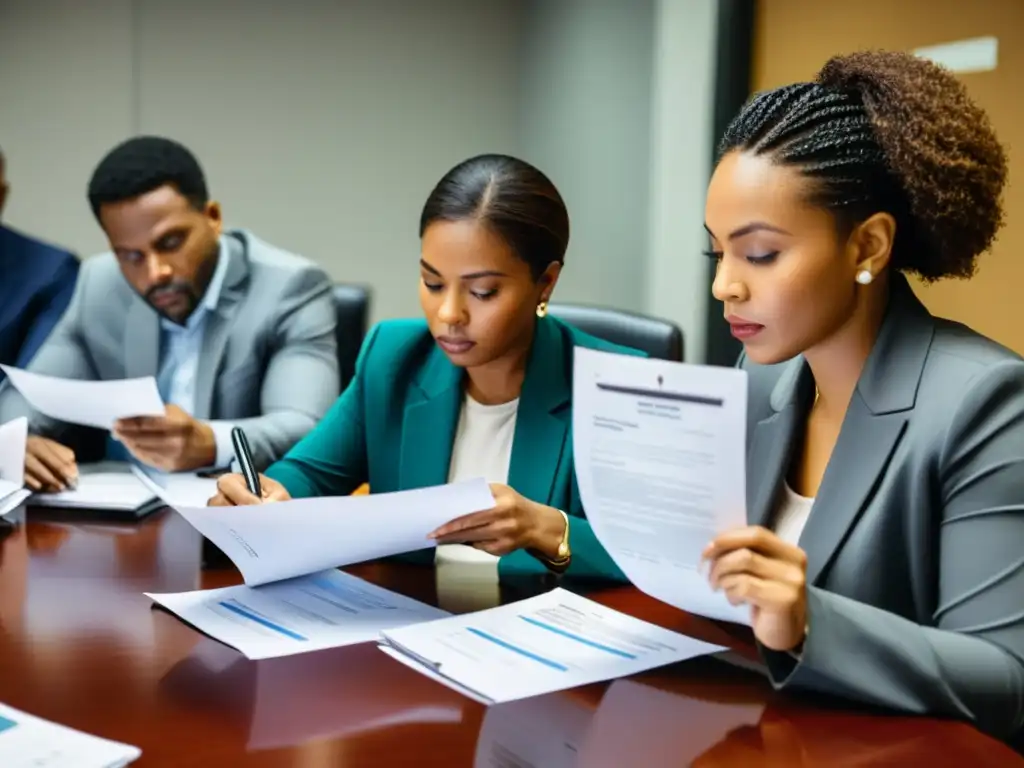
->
380 587 724 704
29 462 155 511
0 701 141 767
572 348 750 624
0 418 30 515
575 678 764 767
0 366 163 430
146 568 449 660
130 464 217 508
170 478 495 586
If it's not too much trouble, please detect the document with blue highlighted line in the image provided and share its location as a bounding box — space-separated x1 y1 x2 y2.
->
0 701 140 766
146 569 448 659
379 588 724 704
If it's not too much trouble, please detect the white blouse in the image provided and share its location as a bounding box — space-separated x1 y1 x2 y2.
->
773 481 815 545
435 394 519 609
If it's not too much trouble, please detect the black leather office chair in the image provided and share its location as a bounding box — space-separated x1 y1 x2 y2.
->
332 284 371 390
547 303 684 361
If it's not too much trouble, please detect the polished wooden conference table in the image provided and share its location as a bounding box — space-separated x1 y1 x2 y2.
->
0 507 1019 767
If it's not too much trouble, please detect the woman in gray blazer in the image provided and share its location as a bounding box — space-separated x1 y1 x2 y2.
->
701 50 1023 739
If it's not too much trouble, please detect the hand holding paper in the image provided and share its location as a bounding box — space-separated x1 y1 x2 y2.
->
0 365 163 430
571 348 751 624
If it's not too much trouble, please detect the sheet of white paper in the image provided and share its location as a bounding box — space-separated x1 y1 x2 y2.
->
576 678 764 766
0 484 29 517
0 366 163 430
0 701 141 767
378 645 492 706
130 465 216 508
146 569 449 660
380 587 724 704
473 691 594 768
572 348 750 624
171 478 495 586
29 463 155 511
0 417 27 481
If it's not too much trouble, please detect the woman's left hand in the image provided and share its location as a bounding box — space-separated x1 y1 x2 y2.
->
428 483 567 558
702 526 808 652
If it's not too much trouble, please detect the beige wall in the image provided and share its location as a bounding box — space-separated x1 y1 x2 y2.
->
753 0 1024 353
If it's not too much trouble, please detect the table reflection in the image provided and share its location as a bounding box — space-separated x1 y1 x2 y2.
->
158 638 471 753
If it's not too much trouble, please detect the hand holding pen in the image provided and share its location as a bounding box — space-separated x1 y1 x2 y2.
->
206 427 291 506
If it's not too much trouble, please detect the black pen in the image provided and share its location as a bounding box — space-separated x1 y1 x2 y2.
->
230 427 262 499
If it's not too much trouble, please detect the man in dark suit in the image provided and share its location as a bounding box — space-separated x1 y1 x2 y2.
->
0 145 80 371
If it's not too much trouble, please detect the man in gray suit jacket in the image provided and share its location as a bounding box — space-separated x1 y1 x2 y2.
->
0 136 339 490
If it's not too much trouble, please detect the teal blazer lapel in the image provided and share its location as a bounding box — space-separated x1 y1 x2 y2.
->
507 317 571 506
398 345 462 490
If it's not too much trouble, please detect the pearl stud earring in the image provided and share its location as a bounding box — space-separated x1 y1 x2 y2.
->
856 270 873 285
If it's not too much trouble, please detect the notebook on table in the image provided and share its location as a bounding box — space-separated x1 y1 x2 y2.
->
28 461 217 522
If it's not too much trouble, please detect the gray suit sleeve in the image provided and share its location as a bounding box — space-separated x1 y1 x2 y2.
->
762 360 1024 738
0 265 97 445
208 266 339 468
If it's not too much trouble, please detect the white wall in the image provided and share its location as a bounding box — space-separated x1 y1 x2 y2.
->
136 0 523 322
646 0 719 362
517 0 655 313
0 0 136 258
0 0 523 322
0 0 720 347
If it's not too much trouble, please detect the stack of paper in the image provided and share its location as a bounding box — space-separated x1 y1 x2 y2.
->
0 702 140 766
379 588 724 704
571 348 752 625
0 366 163 430
149 478 495 657
0 417 29 516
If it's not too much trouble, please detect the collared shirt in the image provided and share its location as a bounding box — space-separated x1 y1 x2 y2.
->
156 238 233 468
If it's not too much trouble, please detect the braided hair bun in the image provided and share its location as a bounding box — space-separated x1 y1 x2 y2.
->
720 50 1008 281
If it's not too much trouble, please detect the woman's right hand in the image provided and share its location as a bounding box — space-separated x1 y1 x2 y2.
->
208 473 291 506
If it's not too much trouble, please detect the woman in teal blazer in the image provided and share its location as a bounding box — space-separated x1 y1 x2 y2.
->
212 154 643 581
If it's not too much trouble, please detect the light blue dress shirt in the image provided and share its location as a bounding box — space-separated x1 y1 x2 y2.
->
156 239 234 468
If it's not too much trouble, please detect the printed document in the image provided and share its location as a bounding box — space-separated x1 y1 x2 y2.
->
147 568 449 659
171 478 495 586
0 701 140 767
572 348 750 624
0 417 29 515
0 366 163 429
379 588 724 704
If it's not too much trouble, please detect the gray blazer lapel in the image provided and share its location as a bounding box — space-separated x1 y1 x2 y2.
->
800 275 933 585
123 299 159 380
748 357 811 529
801 396 907 585
193 238 249 420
